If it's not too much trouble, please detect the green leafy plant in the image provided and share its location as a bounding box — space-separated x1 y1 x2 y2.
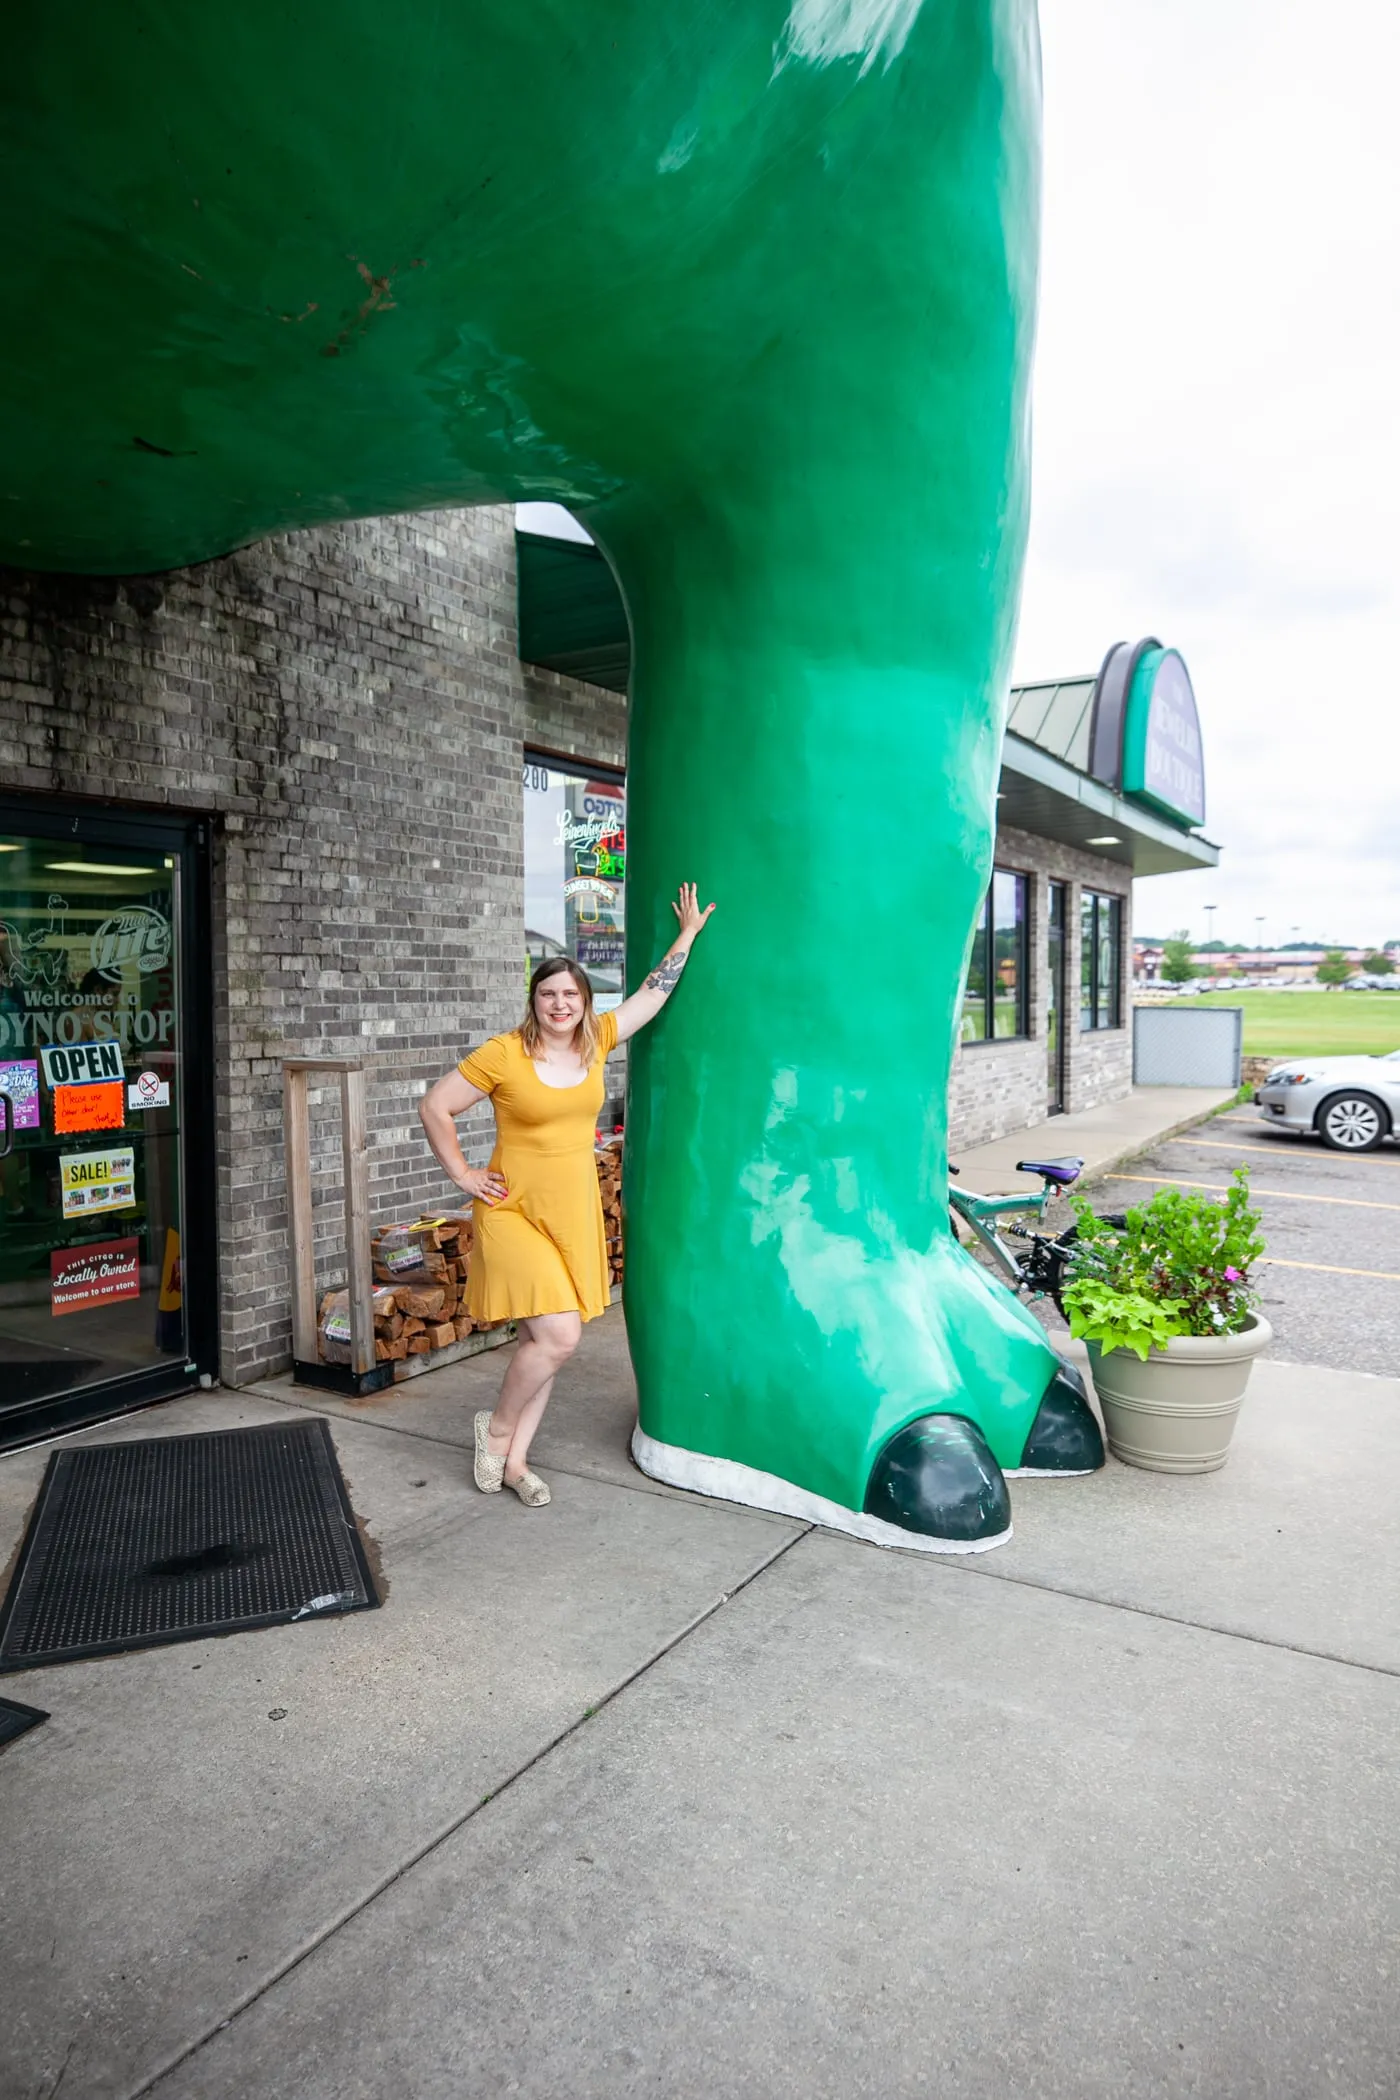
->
1315 948 1353 987
1062 1166 1265 1359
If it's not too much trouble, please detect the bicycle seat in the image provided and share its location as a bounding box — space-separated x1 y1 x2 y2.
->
1015 1155 1083 1185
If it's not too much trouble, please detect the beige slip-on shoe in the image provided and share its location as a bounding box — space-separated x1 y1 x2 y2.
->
505 1468 551 1507
473 1410 506 1493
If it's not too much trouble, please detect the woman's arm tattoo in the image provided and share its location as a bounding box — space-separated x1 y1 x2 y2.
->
644 949 689 997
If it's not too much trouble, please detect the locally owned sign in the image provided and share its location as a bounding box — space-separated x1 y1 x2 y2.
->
51 1236 141 1316
60 1146 136 1219
40 1040 124 1087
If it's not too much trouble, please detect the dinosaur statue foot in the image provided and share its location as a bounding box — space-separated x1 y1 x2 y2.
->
632 1413 1013 1557
1007 1358 1106 1478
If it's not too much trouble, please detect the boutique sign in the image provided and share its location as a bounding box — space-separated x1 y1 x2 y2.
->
1088 639 1206 832
1122 648 1205 828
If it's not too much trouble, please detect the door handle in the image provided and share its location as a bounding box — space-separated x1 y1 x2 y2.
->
0 1092 12 1159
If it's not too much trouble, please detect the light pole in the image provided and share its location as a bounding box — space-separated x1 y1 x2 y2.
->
1255 915 1266 979
1203 903 1217 979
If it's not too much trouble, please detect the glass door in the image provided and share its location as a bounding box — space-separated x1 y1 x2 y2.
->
0 797 214 1448
1046 881 1067 1113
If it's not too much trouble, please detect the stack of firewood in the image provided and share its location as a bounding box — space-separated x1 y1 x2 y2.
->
363 1212 493 1362
597 1138 623 1291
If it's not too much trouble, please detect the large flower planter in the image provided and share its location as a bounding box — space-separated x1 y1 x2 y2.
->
1086 1314 1273 1474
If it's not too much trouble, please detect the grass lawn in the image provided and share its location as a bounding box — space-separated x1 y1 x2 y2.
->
1164 989 1400 1057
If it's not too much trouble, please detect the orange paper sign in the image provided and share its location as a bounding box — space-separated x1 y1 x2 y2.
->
53 1081 125 1134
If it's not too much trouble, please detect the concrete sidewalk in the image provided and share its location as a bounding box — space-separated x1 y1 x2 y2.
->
2 1310 1396 2098
951 1083 1238 1195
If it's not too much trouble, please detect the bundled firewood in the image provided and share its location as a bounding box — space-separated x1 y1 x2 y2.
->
319 1210 509 1365
596 1137 624 1291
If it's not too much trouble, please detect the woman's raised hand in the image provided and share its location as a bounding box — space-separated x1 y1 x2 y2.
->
672 881 716 943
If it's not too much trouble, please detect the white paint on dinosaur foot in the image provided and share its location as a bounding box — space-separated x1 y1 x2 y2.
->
630 1424 1012 1555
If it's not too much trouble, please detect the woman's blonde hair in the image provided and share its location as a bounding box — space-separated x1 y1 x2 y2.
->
519 955 601 1066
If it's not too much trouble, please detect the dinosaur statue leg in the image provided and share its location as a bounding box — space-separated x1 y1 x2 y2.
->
582 0 1102 1545
600 498 1100 1551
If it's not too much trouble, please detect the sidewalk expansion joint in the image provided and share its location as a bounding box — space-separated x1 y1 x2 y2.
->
127 1519 811 2100
946 1561 1400 1681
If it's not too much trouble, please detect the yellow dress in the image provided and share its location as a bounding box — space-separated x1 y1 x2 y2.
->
457 1010 617 1324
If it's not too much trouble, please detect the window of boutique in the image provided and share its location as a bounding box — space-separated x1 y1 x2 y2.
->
1080 890 1123 1031
961 870 1029 1043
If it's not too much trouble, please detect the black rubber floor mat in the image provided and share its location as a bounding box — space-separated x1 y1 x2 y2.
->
0 1417 379 1672
0 1694 48 1747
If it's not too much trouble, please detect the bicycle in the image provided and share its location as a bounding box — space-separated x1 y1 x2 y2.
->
948 1153 1121 1314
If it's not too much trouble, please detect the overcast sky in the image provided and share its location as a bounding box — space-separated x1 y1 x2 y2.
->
1018 0 1400 947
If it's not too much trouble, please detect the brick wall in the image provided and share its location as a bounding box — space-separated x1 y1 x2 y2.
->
948 822 1133 1151
0 507 625 1382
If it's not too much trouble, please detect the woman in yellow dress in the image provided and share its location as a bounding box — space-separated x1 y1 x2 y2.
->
419 882 715 1507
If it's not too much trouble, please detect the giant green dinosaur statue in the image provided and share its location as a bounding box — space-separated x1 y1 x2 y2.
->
3 0 1102 1547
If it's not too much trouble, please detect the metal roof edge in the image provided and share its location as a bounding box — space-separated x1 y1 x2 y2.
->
999 732 1219 871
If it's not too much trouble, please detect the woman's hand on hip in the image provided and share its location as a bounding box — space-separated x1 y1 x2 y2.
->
461 1167 508 1206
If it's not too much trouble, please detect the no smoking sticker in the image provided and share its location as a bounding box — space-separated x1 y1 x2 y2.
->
128 1070 170 1110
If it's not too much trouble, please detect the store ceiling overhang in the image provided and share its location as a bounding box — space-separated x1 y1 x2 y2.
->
517 531 630 692
516 530 1219 876
998 733 1218 876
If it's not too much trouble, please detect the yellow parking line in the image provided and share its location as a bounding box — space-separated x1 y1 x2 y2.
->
1261 1256 1400 1282
1168 1136 1397 1164
1106 1173 1400 1213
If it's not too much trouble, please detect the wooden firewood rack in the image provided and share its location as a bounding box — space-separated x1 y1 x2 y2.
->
283 1058 386 1395
282 1057 517 1398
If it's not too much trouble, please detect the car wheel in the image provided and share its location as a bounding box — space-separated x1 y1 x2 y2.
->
1316 1092 1388 1152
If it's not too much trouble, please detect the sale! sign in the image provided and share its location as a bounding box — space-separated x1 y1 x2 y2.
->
51 1237 141 1317
60 1147 136 1220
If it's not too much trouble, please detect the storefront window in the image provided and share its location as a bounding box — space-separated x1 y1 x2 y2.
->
1080 891 1123 1031
961 870 1028 1042
523 756 626 1010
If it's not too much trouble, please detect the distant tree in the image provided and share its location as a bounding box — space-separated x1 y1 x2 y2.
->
1161 933 1196 985
1315 949 1354 987
1362 951 1395 977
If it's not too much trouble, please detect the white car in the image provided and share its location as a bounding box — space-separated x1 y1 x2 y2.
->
1255 1050 1400 1151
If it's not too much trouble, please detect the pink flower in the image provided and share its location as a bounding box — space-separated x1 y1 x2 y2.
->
1224 1266 1242 1283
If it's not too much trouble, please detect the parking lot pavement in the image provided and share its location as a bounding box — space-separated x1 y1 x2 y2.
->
1077 1107 1400 1379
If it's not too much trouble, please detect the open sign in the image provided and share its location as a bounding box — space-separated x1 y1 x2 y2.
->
40 1041 124 1087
